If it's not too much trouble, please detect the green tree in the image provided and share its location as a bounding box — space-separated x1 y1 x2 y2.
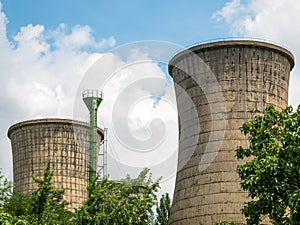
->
0 207 23 225
28 161 73 224
0 207 14 225
75 168 160 225
121 168 154 186
236 105 300 224
1 164 165 224
0 206 28 225
155 193 171 225
4 192 31 218
0 169 13 207
0 170 28 225
2 161 73 224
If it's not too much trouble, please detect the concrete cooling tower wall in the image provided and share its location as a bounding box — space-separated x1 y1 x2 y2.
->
168 40 294 224
8 118 104 209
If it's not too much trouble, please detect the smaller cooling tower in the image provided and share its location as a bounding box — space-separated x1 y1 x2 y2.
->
8 118 104 209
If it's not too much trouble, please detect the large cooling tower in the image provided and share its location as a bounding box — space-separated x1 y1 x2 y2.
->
168 40 294 224
8 118 104 209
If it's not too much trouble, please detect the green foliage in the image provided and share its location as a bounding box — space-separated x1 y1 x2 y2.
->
29 161 73 224
75 168 160 225
1 161 73 225
237 105 300 224
155 193 171 225
0 170 25 225
0 207 14 225
4 192 31 217
0 169 13 207
1 165 165 224
0 207 28 225
121 168 158 187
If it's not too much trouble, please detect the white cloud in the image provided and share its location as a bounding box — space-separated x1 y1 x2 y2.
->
0 6 116 178
97 36 116 49
212 0 244 23
13 24 49 56
51 23 115 51
71 44 180 196
0 5 178 197
214 0 300 108
0 2 10 51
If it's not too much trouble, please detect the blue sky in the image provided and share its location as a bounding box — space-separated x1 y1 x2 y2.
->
2 0 229 46
0 0 300 197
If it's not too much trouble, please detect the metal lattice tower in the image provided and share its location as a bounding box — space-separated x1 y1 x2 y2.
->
83 90 103 184
98 128 108 179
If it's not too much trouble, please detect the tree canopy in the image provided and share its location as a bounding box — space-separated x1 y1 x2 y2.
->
75 168 161 225
0 161 73 224
0 164 169 225
0 169 12 207
29 161 73 224
236 105 300 224
155 193 171 225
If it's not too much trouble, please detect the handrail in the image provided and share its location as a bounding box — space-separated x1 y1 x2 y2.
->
82 90 103 99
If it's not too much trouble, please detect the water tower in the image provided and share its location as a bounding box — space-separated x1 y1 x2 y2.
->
82 90 103 184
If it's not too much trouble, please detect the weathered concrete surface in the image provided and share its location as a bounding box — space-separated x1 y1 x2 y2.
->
169 40 294 224
8 118 103 209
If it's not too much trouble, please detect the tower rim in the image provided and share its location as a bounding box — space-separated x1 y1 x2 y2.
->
168 39 295 75
7 118 104 140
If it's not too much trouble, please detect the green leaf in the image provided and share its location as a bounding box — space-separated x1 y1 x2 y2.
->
236 105 300 224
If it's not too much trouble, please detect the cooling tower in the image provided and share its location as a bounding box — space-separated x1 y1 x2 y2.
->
8 118 104 209
168 40 294 224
